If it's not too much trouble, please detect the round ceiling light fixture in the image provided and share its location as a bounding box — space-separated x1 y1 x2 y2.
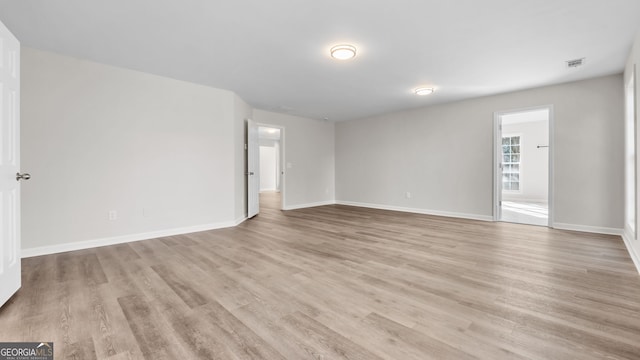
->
414 87 434 96
330 44 357 60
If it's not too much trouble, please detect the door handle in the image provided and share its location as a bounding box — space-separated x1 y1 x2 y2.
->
16 172 31 181
249 172 254 175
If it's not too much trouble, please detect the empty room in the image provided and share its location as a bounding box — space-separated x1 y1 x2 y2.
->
1 1 640 359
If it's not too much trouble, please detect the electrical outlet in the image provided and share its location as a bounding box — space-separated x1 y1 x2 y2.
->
405 192 411 199
108 210 117 221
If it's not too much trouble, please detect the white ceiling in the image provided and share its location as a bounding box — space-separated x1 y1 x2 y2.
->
502 109 549 125
0 0 639 121
259 126 281 140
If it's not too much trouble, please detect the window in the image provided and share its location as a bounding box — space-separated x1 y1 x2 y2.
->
502 135 520 191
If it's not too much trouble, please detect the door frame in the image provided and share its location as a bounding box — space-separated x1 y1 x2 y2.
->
255 123 286 210
493 105 554 227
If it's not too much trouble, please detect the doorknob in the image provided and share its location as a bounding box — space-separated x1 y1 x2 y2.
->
249 172 254 175
16 172 31 181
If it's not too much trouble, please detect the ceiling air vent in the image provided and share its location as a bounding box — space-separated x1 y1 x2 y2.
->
566 58 585 68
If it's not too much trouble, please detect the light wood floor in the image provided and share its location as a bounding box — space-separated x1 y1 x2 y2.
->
2 192 640 359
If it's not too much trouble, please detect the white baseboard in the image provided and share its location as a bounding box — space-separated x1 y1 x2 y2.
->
621 226 640 274
22 205 637 277
21 221 239 258
335 200 494 222
283 200 336 211
234 215 248 226
552 222 623 236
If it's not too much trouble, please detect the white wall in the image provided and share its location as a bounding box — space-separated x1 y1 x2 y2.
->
259 146 277 191
253 110 335 209
623 30 640 272
501 119 549 203
21 48 240 252
259 138 281 192
336 74 624 231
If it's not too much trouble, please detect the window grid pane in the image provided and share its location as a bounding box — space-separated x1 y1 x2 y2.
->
501 135 520 191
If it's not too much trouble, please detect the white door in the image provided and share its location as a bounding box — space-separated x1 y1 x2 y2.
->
247 119 259 218
0 20 23 308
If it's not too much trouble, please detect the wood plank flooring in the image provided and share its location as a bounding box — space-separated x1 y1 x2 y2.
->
1 191 640 359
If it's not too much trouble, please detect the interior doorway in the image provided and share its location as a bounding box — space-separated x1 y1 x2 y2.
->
494 106 553 227
258 125 283 210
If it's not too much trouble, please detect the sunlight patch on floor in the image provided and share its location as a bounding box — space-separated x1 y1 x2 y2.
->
501 201 548 226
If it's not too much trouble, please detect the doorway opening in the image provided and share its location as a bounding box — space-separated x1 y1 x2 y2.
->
494 106 553 227
258 125 283 211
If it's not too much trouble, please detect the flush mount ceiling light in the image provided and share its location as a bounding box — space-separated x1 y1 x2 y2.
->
414 87 434 95
330 44 357 60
